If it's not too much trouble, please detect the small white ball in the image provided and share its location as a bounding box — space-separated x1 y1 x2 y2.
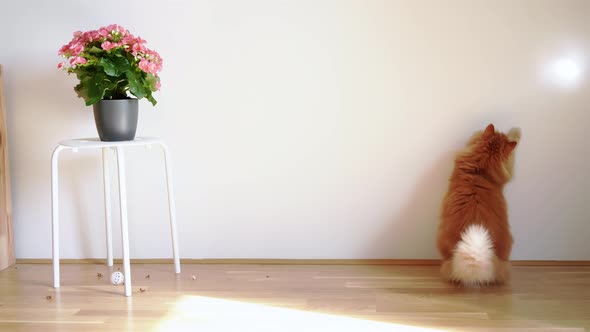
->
111 271 125 285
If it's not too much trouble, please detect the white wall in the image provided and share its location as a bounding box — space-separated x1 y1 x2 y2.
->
1 0 588 260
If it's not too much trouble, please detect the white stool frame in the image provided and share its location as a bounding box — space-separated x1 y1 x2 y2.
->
51 137 180 297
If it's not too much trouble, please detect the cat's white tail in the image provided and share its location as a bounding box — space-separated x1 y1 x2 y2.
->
451 224 495 285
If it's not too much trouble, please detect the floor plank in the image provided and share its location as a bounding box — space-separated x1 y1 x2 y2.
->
0 264 588 331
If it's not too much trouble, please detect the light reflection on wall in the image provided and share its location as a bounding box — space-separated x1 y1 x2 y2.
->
542 53 586 89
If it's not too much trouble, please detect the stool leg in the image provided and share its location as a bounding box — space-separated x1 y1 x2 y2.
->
51 146 64 288
102 148 113 267
161 143 180 274
115 147 132 297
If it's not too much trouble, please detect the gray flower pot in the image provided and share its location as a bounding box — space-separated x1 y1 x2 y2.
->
93 99 138 141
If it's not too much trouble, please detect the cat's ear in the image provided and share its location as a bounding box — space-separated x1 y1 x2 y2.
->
484 124 495 137
505 141 517 153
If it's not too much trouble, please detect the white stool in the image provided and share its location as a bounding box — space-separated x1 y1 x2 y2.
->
51 137 180 297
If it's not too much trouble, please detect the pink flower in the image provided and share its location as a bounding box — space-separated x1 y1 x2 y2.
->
89 30 101 41
73 31 83 37
106 24 128 36
69 56 87 66
155 81 161 90
101 41 115 51
138 59 150 72
132 42 146 54
148 62 157 73
138 57 161 75
99 29 109 37
146 49 161 60
121 35 134 45
70 42 84 56
58 44 69 56
57 62 65 69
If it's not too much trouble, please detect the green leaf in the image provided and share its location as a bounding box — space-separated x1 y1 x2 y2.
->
88 46 103 54
74 82 89 102
106 78 129 99
113 48 126 57
100 57 130 77
146 92 157 106
125 71 147 99
144 74 159 92
75 75 101 105
139 74 158 105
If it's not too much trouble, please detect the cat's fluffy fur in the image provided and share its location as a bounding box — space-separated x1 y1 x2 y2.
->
437 124 520 286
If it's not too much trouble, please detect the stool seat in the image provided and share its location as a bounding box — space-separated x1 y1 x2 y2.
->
51 137 180 297
58 137 162 149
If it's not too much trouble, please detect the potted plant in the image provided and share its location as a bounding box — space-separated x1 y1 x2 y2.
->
58 24 162 141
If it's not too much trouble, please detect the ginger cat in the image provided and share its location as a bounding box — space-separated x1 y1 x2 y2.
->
437 124 521 286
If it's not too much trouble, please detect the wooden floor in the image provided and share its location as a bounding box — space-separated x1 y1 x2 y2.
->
0 264 588 331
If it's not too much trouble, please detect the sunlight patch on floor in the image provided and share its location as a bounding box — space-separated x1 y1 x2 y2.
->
156 295 447 332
